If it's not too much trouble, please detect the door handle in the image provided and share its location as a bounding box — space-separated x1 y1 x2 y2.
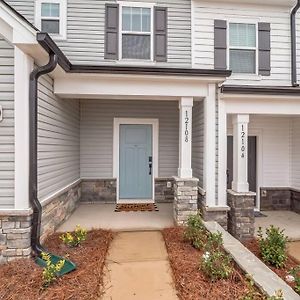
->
148 156 152 175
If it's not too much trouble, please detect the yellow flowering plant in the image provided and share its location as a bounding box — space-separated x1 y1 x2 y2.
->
60 225 87 247
41 252 65 287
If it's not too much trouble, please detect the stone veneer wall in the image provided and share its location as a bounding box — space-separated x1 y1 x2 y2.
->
173 177 198 225
155 178 174 203
260 188 291 211
81 179 116 203
227 190 256 241
40 181 81 242
291 189 300 213
0 211 32 263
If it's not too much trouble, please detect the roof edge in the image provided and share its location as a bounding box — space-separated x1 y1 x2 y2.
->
36 32 232 78
221 85 300 95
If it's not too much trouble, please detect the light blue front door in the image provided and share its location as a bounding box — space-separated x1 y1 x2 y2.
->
119 125 153 199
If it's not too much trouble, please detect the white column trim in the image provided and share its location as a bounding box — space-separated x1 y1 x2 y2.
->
178 97 193 178
232 114 250 193
218 98 228 207
14 47 33 209
203 84 216 206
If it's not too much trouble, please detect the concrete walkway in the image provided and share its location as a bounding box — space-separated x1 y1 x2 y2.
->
288 241 300 263
101 231 178 300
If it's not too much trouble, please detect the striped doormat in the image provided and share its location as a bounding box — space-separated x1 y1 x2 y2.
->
115 203 159 212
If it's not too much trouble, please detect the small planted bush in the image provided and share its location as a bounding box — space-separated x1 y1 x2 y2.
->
41 252 65 288
184 214 206 250
60 225 87 247
289 265 300 293
257 226 288 268
200 232 233 281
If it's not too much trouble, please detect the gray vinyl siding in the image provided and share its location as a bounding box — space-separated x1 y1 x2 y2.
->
0 38 14 208
80 100 179 178
5 0 35 23
6 0 191 67
37 74 80 201
192 101 204 186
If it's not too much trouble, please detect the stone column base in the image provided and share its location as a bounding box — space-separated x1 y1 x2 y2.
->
173 177 199 225
0 210 32 264
200 204 229 230
227 189 256 241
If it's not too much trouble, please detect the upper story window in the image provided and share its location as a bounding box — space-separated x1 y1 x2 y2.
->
229 23 257 74
35 0 67 39
120 5 153 60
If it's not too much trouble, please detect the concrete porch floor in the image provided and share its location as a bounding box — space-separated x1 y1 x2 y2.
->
255 210 300 241
57 203 174 232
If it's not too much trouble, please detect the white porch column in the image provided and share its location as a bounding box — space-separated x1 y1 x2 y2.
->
178 97 193 178
232 114 249 193
14 47 33 209
203 84 216 206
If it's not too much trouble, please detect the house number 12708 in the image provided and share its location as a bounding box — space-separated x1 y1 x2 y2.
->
241 124 245 158
185 111 189 142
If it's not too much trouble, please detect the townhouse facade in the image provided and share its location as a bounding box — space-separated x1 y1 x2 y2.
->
0 0 299 262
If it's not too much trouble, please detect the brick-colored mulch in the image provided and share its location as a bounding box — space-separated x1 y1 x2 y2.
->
162 227 265 300
0 229 113 300
244 239 300 294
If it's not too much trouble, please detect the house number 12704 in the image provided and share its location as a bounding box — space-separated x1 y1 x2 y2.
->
241 124 245 158
185 111 189 142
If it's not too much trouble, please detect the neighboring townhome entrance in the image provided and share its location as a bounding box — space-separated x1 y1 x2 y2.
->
119 124 153 201
227 136 257 204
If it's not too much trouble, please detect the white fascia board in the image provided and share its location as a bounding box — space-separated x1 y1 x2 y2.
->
0 2 37 45
54 73 223 99
223 96 300 115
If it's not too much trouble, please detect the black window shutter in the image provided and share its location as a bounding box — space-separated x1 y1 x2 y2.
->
105 4 119 60
154 7 167 62
214 20 227 70
258 22 271 76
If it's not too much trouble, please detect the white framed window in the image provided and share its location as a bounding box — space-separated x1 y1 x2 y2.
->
35 0 67 40
228 23 257 74
119 2 154 61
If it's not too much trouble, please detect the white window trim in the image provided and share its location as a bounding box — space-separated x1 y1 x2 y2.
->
35 0 67 40
113 118 159 203
118 1 155 62
227 20 259 77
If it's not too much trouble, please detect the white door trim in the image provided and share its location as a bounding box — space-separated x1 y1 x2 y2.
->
113 118 159 203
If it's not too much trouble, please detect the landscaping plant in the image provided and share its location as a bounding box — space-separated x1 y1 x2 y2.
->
200 231 233 281
289 265 300 293
60 225 87 247
257 226 288 268
184 213 207 250
41 252 65 288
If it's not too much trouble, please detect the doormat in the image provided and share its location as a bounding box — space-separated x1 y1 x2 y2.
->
254 211 267 218
115 203 159 212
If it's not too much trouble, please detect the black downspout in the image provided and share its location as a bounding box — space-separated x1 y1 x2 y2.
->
291 0 300 87
29 53 58 256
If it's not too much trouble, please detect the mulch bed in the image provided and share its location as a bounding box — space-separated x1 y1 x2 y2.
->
244 239 300 293
162 227 264 300
0 229 113 300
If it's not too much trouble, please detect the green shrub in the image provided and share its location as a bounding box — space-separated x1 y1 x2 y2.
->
60 225 87 247
289 265 300 293
257 226 288 268
184 214 206 250
267 290 284 300
200 232 233 281
41 252 65 287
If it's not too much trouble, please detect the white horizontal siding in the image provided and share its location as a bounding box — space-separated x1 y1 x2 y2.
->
5 0 34 23
193 1 293 86
0 38 14 208
192 100 204 186
37 74 80 200
228 115 291 187
292 118 300 189
80 100 179 178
